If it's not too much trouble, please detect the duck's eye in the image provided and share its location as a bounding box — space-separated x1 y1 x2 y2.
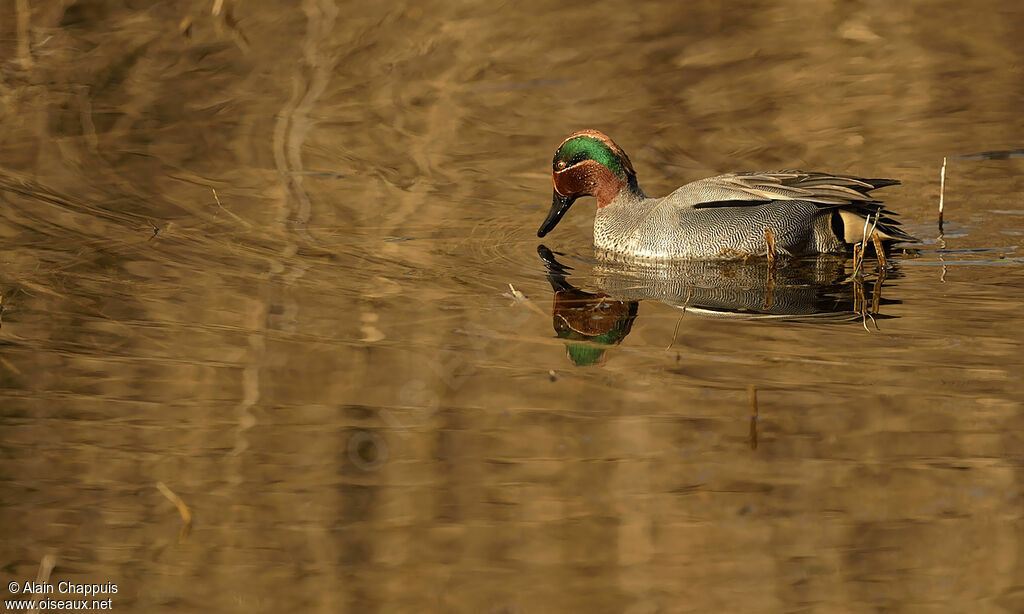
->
555 160 567 171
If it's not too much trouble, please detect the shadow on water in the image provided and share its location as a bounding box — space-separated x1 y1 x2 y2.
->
538 245 902 365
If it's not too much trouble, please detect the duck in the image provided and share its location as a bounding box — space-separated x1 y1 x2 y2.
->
538 129 915 260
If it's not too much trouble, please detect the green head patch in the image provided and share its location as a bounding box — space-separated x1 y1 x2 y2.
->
554 136 629 179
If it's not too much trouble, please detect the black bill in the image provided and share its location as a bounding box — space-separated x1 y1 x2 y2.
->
537 191 578 238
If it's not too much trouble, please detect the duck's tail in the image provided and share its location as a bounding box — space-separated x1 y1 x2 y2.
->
833 178 916 244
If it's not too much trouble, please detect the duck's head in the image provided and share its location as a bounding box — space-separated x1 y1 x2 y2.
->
538 130 640 238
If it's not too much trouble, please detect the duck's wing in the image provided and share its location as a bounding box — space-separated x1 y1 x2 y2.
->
668 171 895 207
665 171 914 242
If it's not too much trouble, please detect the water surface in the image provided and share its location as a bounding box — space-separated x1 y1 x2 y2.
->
2 1 1023 612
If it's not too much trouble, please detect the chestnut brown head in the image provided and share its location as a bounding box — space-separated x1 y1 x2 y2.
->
538 130 640 238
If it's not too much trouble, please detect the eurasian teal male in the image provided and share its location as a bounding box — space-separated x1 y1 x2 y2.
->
538 130 915 260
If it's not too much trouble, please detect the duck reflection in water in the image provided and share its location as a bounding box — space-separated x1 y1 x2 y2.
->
538 245 901 366
545 249 639 367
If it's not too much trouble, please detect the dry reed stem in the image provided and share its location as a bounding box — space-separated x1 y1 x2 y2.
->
853 274 864 313
763 270 775 311
507 284 548 318
871 270 886 316
762 226 777 309
143 218 161 242
872 233 888 269
211 187 253 229
853 214 868 274
867 213 880 265
156 481 193 541
938 156 947 230
763 225 777 267
666 287 693 351
852 213 880 277
27 554 57 614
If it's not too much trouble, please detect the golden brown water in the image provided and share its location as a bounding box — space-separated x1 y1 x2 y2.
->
2 1 1024 612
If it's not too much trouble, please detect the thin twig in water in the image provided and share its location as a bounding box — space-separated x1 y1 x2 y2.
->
507 284 548 318
145 218 161 241
211 187 252 229
867 213 880 248
762 226 778 310
862 309 877 333
871 233 888 270
156 481 193 541
937 157 948 282
27 554 57 614
852 273 865 319
938 156 947 231
853 214 869 274
853 213 880 277
157 481 192 523
763 273 776 311
666 286 694 351
871 270 886 316
763 225 777 268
